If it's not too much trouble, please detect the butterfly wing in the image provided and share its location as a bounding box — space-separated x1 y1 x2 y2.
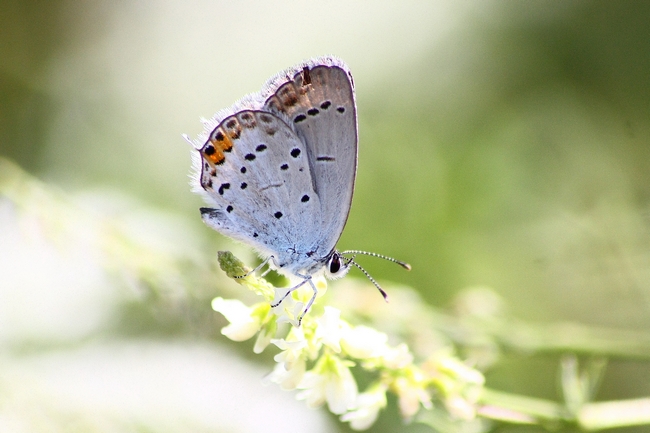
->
262 58 358 256
196 110 322 262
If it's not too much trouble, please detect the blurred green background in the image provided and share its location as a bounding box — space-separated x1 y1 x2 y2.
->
2 1 650 432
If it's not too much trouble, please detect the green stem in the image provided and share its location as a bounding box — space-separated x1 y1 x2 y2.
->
480 388 650 430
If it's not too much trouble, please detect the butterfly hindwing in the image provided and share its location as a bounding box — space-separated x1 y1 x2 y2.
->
198 110 321 257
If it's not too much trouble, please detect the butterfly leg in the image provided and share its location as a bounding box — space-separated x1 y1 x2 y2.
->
298 278 319 326
233 256 318 326
233 255 274 279
270 273 318 326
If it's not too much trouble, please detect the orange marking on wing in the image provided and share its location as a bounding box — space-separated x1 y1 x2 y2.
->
219 133 234 151
202 127 233 166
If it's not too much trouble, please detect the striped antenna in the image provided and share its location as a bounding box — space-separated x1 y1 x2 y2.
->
340 250 411 302
341 250 411 270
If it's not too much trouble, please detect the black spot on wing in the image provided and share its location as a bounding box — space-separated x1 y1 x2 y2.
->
218 183 230 195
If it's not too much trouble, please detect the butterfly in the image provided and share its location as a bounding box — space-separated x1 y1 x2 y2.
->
188 56 409 324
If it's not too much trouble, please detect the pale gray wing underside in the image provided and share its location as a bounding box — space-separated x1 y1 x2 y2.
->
263 64 357 256
197 110 321 258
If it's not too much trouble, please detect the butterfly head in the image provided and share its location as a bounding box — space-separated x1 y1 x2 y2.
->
324 251 352 280
327 250 412 302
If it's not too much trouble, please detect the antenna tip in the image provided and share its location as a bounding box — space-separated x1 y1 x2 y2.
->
401 262 412 271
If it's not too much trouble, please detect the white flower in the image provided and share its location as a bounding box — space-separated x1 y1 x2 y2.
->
314 306 342 353
296 370 328 409
393 374 432 419
211 297 261 341
297 354 358 414
437 357 485 387
381 343 414 369
267 328 309 389
253 322 275 354
325 363 358 415
272 327 308 371
272 287 302 326
266 356 307 390
340 384 387 430
423 354 484 419
444 395 476 420
340 325 388 359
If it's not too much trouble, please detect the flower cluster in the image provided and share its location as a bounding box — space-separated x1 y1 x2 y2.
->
212 252 485 430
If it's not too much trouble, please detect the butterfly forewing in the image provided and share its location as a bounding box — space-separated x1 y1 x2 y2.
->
263 63 358 256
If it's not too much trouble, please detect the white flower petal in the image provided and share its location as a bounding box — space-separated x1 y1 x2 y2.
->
221 321 260 342
315 306 342 352
382 343 414 369
396 380 431 418
341 387 387 431
445 395 476 420
296 372 327 408
324 358 358 415
267 357 306 390
271 327 308 370
341 325 388 359
211 297 260 341
211 297 251 323
253 326 274 354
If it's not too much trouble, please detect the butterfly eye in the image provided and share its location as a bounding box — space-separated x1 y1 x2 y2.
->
329 254 341 274
326 252 350 279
